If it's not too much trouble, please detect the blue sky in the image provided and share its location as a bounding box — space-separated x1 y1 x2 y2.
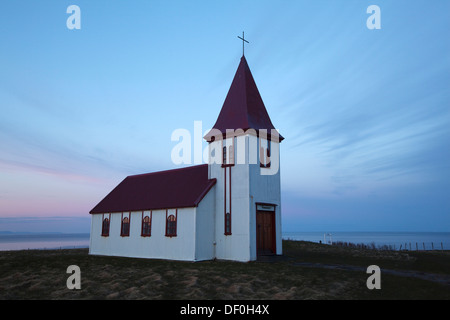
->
0 1 449 233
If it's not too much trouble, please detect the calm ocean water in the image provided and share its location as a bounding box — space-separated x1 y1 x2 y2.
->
0 233 90 251
0 232 449 251
282 232 450 250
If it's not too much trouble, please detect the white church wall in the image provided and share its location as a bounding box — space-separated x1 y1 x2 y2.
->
209 136 252 262
194 185 216 261
89 208 197 261
248 135 282 258
209 134 282 261
89 213 112 254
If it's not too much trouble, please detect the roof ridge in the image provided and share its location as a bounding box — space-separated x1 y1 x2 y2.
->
127 164 208 179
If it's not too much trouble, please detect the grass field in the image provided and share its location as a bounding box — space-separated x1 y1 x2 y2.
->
0 240 449 300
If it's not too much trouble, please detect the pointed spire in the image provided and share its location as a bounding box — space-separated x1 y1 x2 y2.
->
204 56 284 142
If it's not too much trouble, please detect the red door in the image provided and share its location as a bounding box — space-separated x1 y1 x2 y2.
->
256 210 276 255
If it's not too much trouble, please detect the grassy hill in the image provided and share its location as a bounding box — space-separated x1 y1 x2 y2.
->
0 240 449 300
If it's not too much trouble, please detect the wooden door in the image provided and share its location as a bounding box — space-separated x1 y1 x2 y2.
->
256 209 276 255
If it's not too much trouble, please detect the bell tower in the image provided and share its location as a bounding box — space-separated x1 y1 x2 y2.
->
204 55 284 261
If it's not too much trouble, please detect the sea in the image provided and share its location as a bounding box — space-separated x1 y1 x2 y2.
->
0 231 449 251
0 233 90 251
282 231 450 251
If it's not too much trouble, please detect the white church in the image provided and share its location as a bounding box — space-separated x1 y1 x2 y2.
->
89 53 284 262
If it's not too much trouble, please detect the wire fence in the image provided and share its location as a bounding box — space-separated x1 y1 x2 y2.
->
330 240 446 251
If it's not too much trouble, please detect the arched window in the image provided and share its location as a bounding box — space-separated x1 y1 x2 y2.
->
166 213 177 237
121 216 130 237
141 214 151 237
222 139 234 167
101 216 110 237
225 212 231 235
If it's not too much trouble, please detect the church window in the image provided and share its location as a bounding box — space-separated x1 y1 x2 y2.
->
141 212 152 237
121 214 130 237
260 138 271 168
165 210 177 237
224 212 231 235
229 140 234 165
223 146 227 165
101 214 110 237
222 139 234 167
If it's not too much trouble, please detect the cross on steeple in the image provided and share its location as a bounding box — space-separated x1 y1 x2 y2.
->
237 31 249 56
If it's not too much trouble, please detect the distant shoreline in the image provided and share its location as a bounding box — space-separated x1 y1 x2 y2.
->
282 231 450 251
1 231 449 251
0 233 90 251
0 231 89 235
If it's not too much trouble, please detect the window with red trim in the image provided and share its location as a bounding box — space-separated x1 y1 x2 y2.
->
223 146 227 165
225 212 231 235
101 216 110 237
222 139 234 167
166 214 177 237
121 215 130 237
141 215 151 237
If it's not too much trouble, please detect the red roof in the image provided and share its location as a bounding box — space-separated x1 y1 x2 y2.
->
90 164 216 214
204 56 284 141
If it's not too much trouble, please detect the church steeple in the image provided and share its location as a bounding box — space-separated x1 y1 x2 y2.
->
204 56 284 142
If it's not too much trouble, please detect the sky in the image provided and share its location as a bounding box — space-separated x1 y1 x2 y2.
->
0 1 449 233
